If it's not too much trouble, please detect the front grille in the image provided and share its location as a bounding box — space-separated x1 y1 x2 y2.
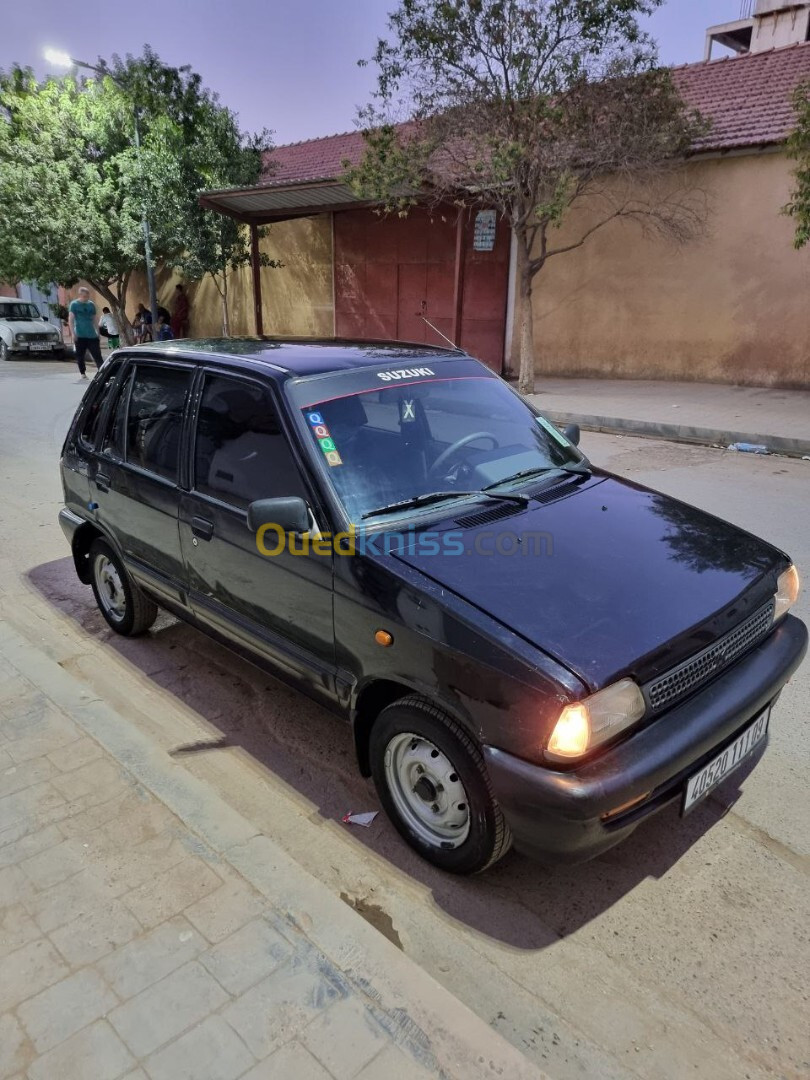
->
20 333 49 342
648 599 775 712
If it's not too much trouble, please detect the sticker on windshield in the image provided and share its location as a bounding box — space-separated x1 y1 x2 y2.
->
400 399 416 423
324 450 343 467
376 367 435 382
536 415 570 447
306 414 343 465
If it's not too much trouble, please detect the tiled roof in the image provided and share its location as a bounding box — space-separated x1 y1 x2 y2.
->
263 42 810 186
672 41 810 151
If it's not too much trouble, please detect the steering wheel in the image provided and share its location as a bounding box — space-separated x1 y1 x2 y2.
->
428 432 499 479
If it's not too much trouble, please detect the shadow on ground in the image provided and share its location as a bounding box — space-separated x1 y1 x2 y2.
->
28 556 760 952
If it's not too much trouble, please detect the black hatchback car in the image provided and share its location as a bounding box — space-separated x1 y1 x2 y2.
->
59 340 806 873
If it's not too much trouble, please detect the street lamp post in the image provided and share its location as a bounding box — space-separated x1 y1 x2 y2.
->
44 48 159 336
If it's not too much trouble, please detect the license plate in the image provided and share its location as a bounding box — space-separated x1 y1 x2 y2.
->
682 710 770 814
29 343 51 351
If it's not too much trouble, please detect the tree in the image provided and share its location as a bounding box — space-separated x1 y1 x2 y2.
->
0 49 271 341
346 0 708 393
785 81 810 249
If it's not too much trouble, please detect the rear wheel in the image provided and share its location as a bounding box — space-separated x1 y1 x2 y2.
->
89 538 158 636
370 695 512 874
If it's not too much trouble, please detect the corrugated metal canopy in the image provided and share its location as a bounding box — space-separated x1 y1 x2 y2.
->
199 180 366 223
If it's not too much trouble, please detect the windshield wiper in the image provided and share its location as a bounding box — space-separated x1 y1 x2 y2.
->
362 488 528 520
483 463 590 492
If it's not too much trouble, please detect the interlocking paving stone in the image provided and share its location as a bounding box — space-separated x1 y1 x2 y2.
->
143 1015 255 1080
0 937 69 1013
0 824 63 869
0 1012 30 1079
301 997 389 1080
25 867 125 933
184 879 266 944
222 958 347 1059
0 756 55 799
0 904 41 960
50 898 143 966
199 918 291 996
27 1019 135 1080
122 857 223 930
47 736 103 772
20 838 89 889
97 916 207 1000
354 1044 436 1080
18 967 118 1053
108 961 229 1058
241 1041 333 1080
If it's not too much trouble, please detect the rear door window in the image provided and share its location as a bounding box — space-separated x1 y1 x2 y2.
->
125 366 192 482
193 373 306 509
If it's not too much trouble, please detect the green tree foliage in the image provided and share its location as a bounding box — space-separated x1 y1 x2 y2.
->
785 81 810 249
0 47 271 340
346 0 708 392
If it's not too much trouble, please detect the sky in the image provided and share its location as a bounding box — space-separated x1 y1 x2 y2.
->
4 0 743 145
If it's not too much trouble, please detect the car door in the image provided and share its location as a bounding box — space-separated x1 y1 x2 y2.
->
90 357 194 607
178 368 336 703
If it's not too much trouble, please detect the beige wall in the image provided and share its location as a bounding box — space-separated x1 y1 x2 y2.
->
66 214 334 340
513 152 810 387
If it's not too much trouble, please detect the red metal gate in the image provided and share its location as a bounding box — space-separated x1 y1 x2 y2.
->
333 206 510 372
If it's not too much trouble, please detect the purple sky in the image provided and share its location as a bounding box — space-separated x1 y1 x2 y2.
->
5 0 741 145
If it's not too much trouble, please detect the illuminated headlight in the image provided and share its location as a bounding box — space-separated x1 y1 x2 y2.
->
546 678 646 762
774 565 800 621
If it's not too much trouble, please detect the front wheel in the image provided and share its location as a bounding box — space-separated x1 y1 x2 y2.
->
370 695 512 874
89 538 158 636
0 340 9 361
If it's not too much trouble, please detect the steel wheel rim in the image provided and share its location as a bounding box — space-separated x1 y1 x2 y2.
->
384 732 471 849
94 553 126 622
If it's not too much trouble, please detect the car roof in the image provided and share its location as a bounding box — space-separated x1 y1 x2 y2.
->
132 337 464 379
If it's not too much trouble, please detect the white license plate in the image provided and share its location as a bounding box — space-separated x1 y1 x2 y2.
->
683 710 770 814
29 343 51 351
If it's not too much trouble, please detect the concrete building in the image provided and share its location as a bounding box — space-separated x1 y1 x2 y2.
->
706 1 810 60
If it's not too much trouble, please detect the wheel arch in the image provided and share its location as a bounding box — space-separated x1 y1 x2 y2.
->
71 520 106 584
351 677 478 777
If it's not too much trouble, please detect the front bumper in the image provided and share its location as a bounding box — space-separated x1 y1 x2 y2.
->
13 342 64 356
484 614 807 864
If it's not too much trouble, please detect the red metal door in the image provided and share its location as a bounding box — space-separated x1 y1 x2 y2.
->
334 206 509 372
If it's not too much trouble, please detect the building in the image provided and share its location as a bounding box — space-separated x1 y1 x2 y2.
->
706 0 810 60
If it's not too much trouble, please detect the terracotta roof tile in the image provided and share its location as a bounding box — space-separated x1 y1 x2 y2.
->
263 42 810 186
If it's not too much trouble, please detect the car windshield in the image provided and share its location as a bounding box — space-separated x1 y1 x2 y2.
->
1 303 42 321
299 371 587 524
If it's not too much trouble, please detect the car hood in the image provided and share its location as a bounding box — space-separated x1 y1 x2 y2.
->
1 319 55 334
392 474 785 690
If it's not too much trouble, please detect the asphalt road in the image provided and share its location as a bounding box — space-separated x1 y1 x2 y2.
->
2 358 809 1080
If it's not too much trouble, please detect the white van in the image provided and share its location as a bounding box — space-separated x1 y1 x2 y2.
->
0 298 65 361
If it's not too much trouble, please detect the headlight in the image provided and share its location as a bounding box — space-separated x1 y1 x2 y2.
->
774 565 800 621
14 333 24 342
546 678 646 762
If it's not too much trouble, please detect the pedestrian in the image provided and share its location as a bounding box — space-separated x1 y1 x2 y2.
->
68 286 103 379
171 283 190 339
156 314 174 341
98 307 120 350
135 303 153 343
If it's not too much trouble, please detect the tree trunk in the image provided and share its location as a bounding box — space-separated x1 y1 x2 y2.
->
90 279 136 345
516 240 536 396
221 271 231 337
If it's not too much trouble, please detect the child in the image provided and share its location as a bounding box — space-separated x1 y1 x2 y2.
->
98 307 120 349
156 314 174 342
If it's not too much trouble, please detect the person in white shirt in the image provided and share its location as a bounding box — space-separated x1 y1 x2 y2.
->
98 307 120 349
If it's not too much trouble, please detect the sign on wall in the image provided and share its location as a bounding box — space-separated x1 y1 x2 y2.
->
473 209 497 252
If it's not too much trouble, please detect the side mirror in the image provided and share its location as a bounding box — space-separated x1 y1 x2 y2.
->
247 496 310 535
562 423 581 446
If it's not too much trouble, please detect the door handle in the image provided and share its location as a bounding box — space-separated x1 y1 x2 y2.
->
95 472 111 492
191 516 214 541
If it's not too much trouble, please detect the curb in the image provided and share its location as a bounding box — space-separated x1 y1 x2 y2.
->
0 619 545 1080
543 410 810 459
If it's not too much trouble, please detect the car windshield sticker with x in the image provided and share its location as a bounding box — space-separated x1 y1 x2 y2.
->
306 410 342 466
400 399 416 424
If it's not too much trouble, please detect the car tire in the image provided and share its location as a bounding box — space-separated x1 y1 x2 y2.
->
370 695 512 874
88 538 158 636
0 341 9 361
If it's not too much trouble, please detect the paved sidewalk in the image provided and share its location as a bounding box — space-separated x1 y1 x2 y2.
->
0 621 543 1080
526 377 810 457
